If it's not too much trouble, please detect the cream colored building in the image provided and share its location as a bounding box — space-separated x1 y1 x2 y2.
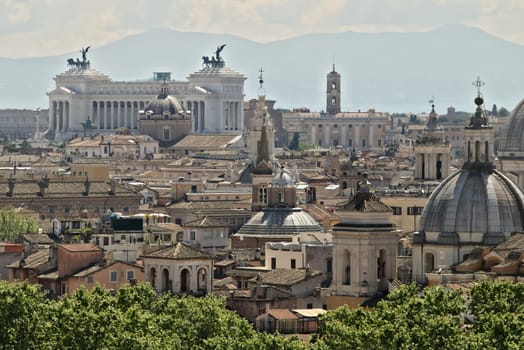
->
65 134 159 160
142 242 214 295
65 260 144 296
283 110 390 150
46 50 245 142
414 105 451 181
331 178 400 299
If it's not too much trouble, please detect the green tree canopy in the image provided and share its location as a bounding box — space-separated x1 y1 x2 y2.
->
0 281 306 350
312 281 524 350
1 280 523 349
0 206 39 241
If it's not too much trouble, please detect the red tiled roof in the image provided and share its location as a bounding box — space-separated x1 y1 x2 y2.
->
268 309 298 320
59 244 102 252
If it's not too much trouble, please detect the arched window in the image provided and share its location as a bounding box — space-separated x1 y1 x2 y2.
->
343 249 351 285
197 268 207 292
259 187 267 204
149 267 157 289
180 269 190 293
162 268 170 292
377 249 386 279
163 127 170 141
424 252 435 273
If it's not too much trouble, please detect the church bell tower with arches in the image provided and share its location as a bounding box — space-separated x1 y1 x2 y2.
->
326 64 341 115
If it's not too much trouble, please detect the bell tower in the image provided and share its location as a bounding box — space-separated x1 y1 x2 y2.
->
414 102 450 180
326 64 341 115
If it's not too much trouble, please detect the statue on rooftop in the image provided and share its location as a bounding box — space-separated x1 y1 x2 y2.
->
201 44 226 68
66 46 91 69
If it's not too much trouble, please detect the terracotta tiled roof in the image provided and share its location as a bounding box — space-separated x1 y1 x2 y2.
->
172 134 242 149
22 233 54 245
255 268 322 286
494 233 524 252
0 179 138 199
7 249 50 269
268 309 298 320
184 217 228 227
142 242 213 260
73 260 143 277
147 223 184 233
59 244 102 252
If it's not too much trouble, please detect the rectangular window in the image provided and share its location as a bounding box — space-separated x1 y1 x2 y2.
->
87 276 94 283
291 259 296 269
103 237 109 246
271 257 276 270
110 271 117 283
407 206 423 215
392 207 402 215
127 270 134 281
190 231 196 240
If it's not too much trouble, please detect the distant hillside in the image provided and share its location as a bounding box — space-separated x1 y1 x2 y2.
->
1 24 523 113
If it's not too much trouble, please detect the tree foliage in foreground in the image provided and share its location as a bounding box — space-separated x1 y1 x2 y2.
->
312 280 524 350
0 281 306 350
0 280 523 349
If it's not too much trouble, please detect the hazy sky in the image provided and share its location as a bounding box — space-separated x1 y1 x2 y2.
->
1 0 523 58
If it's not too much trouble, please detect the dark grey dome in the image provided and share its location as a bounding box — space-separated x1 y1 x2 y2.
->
418 167 524 244
145 93 185 116
499 98 524 156
236 208 323 236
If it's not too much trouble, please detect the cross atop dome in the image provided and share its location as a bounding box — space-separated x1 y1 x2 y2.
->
473 76 485 95
258 67 266 97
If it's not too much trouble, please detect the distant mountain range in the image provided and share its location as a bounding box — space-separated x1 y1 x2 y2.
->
1 24 523 114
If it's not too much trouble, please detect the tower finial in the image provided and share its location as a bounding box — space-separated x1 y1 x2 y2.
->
473 76 485 107
428 96 435 112
473 76 485 96
257 68 265 97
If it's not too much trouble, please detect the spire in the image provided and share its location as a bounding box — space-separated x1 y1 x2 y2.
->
467 76 488 129
463 76 494 165
255 119 270 167
425 99 440 132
